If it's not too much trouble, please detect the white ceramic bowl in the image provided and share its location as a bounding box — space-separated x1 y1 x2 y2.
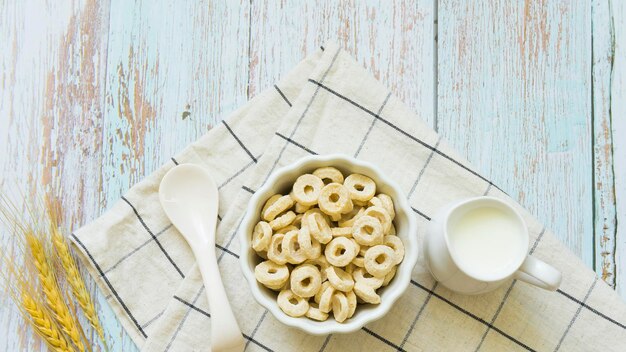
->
239 154 418 335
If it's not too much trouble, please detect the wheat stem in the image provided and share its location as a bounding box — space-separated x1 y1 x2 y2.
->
27 233 88 352
52 228 108 348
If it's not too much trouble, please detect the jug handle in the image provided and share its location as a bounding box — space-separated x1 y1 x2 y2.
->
514 256 562 291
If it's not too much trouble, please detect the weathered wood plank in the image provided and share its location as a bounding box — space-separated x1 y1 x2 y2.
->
611 0 626 298
0 0 137 351
437 1 593 268
591 0 618 289
101 0 251 204
248 0 436 128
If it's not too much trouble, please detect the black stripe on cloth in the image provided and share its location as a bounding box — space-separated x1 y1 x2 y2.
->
308 78 507 195
218 158 259 190
275 132 318 155
174 295 210 318
411 207 431 221
361 327 406 352
318 335 332 352
242 185 255 194
244 310 268 350
354 92 392 157
261 48 341 185
171 157 179 165
556 289 626 329
71 234 148 338
554 279 598 351
274 85 292 107
174 295 274 351
215 243 239 258
320 45 325 51
102 224 173 275
474 227 547 351
398 282 438 350
407 138 441 199
142 310 164 329
121 196 185 278
410 280 534 351
222 120 258 163
165 288 204 351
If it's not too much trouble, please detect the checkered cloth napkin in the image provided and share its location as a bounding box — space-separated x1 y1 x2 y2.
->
71 43 626 352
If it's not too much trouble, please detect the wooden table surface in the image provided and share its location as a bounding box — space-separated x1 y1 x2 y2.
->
1 1 624 351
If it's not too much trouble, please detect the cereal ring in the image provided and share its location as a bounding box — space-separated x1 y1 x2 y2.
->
314 281 332 304
383 235 405 265
276 225 298 234
262 194 282 216
332 227 352 238
377 194 395 220
382 265 397 286
295 202 311 214
297 226 319 258
306 303 329 321
263 194 294 221
331 292 350 322
278 289 309 317
344 174 376 202
251 221 272 252
318 183 353 217
292 174 324 206
313 167 344 185
265 281 288 291
352 256 365 267
290 264 322 298
338 207 365 228
345 263 357 275
352 215 384 246
388 223 396 236
292 214 304 227
346 290 357 318
305 256 329 281
352 266 384 288
363 206 392 234
324 237 358 267
329 212 342 222
318 283 335 313
254 260 289 288
354 281 380 304
268 233 288 265
304 210 332 244
353 200 368 207
270 210 296 230
364 245 396 277
282 230 308 264
350 239 361 256
325 266 355 292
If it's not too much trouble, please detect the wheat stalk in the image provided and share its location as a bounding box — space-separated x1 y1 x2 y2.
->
21 291 77 352
26 232 88 352
51 228 107 346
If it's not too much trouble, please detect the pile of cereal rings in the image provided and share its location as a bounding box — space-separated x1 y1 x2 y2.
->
252 166 405 323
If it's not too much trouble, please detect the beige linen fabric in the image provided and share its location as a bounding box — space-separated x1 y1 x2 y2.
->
72 43 626 352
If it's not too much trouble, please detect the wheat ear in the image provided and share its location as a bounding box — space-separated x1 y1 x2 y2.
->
21 291 76 352
52 228 107 345
27 233 87 352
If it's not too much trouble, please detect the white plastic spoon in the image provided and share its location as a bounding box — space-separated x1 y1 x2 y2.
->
159 164 245 352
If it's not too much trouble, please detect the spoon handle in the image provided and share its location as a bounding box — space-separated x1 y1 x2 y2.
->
196 246 245 352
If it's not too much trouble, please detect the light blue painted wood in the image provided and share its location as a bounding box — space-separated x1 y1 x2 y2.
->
437 0 594 268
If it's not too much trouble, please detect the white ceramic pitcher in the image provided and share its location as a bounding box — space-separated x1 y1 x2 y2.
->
424 196 562 295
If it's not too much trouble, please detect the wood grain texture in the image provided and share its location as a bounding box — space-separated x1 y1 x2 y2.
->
437 1 593 267
248 0 435 127
610 0 626 297
0 0 135 351
1 0 625 350
591 0 617 288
